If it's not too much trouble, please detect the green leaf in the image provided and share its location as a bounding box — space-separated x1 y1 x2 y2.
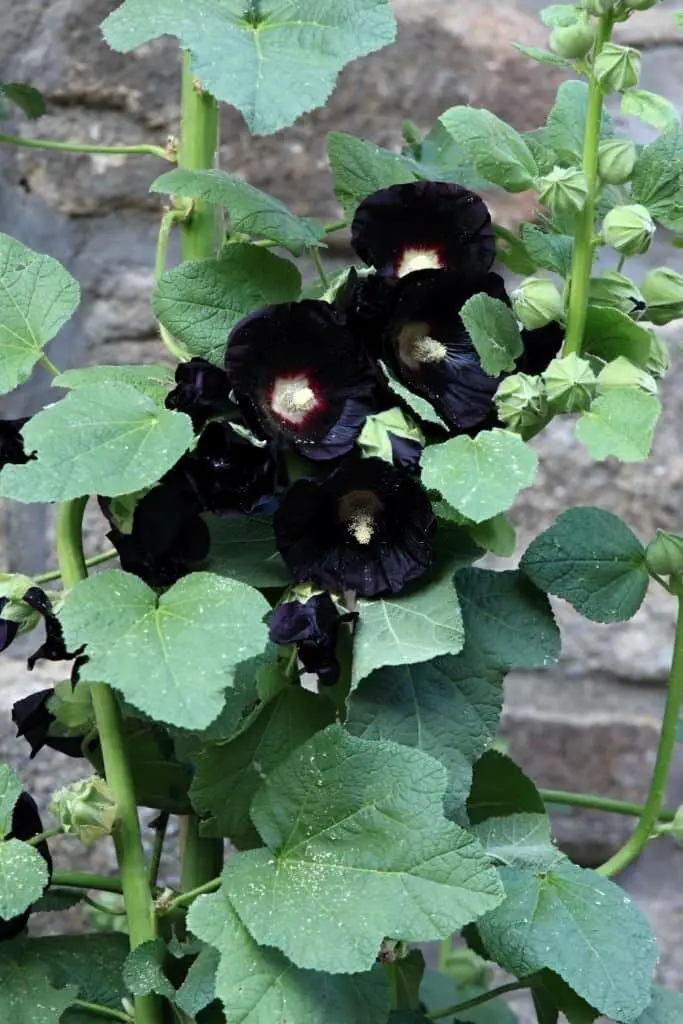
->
0 233 79 395
631 133 683 219
0 83 46 119
520 507 649 622
546 81 613 164
123 939 176 1000
405 121 492 191
0 382 193 503
539 4 581 27
327 132 419 218
621 90 681 135
346 652 503 819
386 950 425 1012
468 750 546 824
472 812 562 872
421 429 538 524
513 44 572 68
153 245 301 365
151 169 325 255
576 389 661 463
468 514 517 558
0 764 21 836
17 932 129 1010
460 293 523 376
175 944 220 1018
59 570 270 731
351 561 464 688
203 514 290 588
32 889 84 914
53 363 174 405
633 987 683 1023
477 860 657 1022
223 726 504 973
0 943 78 1024
437 108 538 193
190 687 336 847
532 972 598 1024
382 366 448 428
582 307 654 368
0 840 49 918
188 888 391 1024
521 225 574 277
102 0 396 136
455 568 561 674
494 226 538 276
420 971 518 1024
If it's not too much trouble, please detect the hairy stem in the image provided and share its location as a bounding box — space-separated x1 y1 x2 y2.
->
541 788 676 822
154 207 191 361
33 548 118 585
39 353 60 376
598 595 683 877
427 979 532 1021
562 13 614 357
52 871 124 893
0 133 171 160
26 827 64 846
310 246 330 288
56 498 162 1024
71 1000 131 1023
178 52 220 262
163 875 222 913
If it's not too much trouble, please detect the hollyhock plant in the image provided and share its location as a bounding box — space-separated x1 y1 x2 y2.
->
269 592 355 685
225 300 380 460
0 792 52 942
22 587 79 670
165 356 235 432
0 417 32 470
274 456 435 597
12 688 86 760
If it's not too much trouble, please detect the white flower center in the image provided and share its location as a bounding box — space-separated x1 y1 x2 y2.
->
338 489 384 546
397 322 448 370
349 511 375 546
270 375 319 425
397 247 443 277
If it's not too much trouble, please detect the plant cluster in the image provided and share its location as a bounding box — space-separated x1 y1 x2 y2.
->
0 1 683 1022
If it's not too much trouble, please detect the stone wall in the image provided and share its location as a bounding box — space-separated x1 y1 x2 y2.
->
1 0 683 1006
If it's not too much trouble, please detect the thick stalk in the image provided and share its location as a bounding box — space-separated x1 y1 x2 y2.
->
0 134 171 160
598 596 683 877
56 499 162 1024
562 14 614 357
52 870 123 893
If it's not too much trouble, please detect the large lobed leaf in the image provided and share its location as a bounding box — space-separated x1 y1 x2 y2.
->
575 389 661 463
102 0 397 135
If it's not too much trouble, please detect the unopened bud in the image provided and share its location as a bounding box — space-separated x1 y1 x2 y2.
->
597 138 637 185
512 276 564 330
0 577 42 637
641 268 683 326
645 332 670 379
549 21 595 59
645 531 683 576
594 43 641 93
597 356 657 394
589 271 646 319
538 166 589 215
50 777 118 847
623 0 659 9
543 354 597 412
602 204 655 256
495 373 549 433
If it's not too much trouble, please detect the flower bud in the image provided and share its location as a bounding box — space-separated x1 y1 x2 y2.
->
597 356 657 394
542 354 597 412
602 204 655 256
645 332 670 379
594 43 641 93
597 138 637 185
641 268 683 325
0 577 42 637
495 373 549 434
588 271 646 319
583 0 615 13
50 776 118 847
623 0 659 9
537 166 589 215
645 531 683 577
512 276 564 330
549 21 595 59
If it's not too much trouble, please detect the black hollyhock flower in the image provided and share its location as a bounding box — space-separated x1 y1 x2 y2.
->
336 268 398 358
12 689 86 760
269 593 355 685
0 418 31 470
21 587 77 670
0 598 19 654
516 321 565 376
351 182 496 285
274 457 436 598
165 357 236 432
381 271 510 432
1 792 52 941
225 300 380 460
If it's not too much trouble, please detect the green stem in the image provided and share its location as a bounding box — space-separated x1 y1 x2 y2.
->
56 499 161 1024
164 876 222 913
26 827 64 846
83 894 127 916
323 218 347 234
52 871 123 893
427 979 531 1021
541 788 676 821
0 133 170 161
310 246 329 288
598 595 683 877
178 52 219 262
71 1000 131 1023
154 208 191 361
32 548 118 585
39 353 60 376
562 13 614 357
148 812 170 889
179 817 223 895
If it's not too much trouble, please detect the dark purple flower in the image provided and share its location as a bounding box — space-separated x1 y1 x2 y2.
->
1 792 52 941
516 321 565 376
269 593 355 685
274 457 436 598
0 598 19 654
0 418 32 470
12 689 86 760
351 182 496 285
21 587 78 670
380 271 510 432
225 300 380 460
336 268 398 358
165 357 236 432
